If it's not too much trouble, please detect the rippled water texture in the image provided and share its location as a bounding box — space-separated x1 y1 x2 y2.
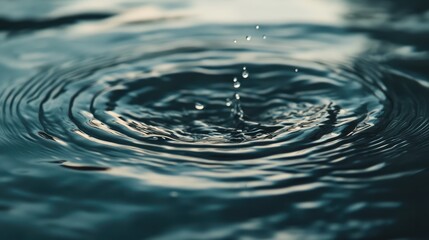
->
1 0 429 239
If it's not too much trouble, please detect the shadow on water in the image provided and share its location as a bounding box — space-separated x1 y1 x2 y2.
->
0 13 114 33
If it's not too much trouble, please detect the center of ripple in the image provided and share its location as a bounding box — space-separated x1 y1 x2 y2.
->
83 62 382 144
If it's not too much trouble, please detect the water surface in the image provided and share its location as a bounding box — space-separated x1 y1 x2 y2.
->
1 0 429 239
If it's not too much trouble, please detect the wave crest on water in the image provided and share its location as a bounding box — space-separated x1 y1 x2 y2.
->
2 41 428 196
1 0 429 236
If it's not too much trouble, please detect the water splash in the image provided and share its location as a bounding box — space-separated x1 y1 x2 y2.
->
233 81 241 88
225 98 232 107
195 102 205 110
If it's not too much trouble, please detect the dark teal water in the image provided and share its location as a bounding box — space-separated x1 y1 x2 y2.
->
1 0 429 239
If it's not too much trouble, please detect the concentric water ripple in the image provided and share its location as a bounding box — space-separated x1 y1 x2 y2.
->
1 42 429 197
2 0 429 238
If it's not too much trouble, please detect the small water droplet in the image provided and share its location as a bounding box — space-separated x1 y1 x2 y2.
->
255 25 260 30
233 77 238 82
170 191 179 198
243 66 246 70
226 98 232 106
233 81 241 88
195 103 204 110
233 39 237 43
262 35 267 39
246 36 251 41
295 68 299 73
235 93 240 100
242 70 249 78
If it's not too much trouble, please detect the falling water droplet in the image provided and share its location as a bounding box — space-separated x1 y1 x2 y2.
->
195 103 204 110
246 36 251 41
262 35 267 39
256 25 260 30
233 77 238 82
242 70 249 79
295 68 299 73
226 98 232 107
233 39 237 43
235 93 240 100
170 191 179 198
234 81 241 88
243 66 246 70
